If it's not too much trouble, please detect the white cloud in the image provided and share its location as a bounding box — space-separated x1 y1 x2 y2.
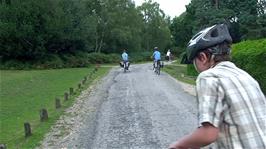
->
133 0 191 18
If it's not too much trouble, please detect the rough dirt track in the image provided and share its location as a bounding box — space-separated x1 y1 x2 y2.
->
38 63 198 149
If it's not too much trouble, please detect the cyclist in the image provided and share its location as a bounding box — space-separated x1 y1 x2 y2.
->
121 49 129 70
151 47 161 71
166 49 171 61
169 24 266 149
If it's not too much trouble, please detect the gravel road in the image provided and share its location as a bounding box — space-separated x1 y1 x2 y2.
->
38 63 198 149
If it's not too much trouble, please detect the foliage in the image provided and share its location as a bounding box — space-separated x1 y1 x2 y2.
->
0 0 173 69
87 52 120 64
170 0 266 56
0 67 111 148
232 39 266 93
137 0 172 51
170 13 193 51
129 51 153 62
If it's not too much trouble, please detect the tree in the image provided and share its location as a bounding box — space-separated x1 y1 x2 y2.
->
137 0 172 51
170 0 266 51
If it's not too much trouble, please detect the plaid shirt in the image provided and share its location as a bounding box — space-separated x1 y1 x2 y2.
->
196 61 266 149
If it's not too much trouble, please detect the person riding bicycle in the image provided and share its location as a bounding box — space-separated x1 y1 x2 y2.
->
166 49 171 61
152 47 161 70
169 24 266 149
121 49 129 70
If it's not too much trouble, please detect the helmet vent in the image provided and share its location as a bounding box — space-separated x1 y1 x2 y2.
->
192 33 201 40
211 29 218 37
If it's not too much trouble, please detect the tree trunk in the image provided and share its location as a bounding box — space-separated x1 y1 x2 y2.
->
95 32 99 53
214 0 219 9
98 33 104 53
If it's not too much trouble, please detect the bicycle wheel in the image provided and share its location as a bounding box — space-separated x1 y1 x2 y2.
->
157 65 160 75
123 63 126 73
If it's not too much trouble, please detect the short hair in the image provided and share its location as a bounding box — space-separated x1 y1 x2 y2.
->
196 41 231 62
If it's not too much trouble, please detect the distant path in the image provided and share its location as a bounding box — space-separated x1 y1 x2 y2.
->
38 63 197 149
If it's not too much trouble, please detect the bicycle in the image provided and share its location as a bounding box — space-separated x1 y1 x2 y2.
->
154 60 161 75
123 61 129 73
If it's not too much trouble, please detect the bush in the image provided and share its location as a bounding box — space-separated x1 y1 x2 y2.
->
61 54 89 68
87 53 120 64
232 39 266 94
0 52 122 70
130 51 153 62
1 59 26 70
43 55 64 69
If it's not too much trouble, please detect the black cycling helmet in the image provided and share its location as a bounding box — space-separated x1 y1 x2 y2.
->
154 47 158 50
181 24 232 64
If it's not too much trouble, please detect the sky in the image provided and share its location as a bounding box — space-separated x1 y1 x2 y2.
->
134 0 191 18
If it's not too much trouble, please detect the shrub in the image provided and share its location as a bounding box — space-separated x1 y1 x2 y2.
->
232 39 266 94
61 54 89 68
130 51 153 62
1 59 25 70
87 52 120 64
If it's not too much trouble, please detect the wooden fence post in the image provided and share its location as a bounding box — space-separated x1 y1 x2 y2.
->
64 92 69 101
69 87 74 95
84 76 87 82
40 109 48 121
82 79 86 85
55 98 61 109
24 122 32 137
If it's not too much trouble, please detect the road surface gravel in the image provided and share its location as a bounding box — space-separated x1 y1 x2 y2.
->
37 63 198 149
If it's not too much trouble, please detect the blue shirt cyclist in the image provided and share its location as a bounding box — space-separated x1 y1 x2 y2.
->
152 47 161 61
122 50 128 62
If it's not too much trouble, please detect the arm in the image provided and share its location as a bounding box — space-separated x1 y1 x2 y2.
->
169 122 219 149
151 52 155 59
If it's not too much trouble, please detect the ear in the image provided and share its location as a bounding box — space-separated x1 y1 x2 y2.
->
198 52 209 63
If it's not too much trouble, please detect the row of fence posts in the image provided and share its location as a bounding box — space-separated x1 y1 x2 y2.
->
0 65 100 149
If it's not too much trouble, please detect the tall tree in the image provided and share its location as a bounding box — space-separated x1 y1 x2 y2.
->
138 0 171 51
171 0 265 45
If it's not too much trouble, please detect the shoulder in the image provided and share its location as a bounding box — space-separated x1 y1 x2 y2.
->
198 61 236 79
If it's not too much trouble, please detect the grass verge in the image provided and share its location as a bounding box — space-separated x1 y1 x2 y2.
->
163 61 197 85
0 66 110 149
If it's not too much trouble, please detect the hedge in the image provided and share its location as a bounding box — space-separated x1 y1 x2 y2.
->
0 53 120 69
232 39 266 94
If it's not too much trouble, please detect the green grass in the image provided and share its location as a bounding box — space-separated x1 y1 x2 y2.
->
0 67 110 149
163 61 197 85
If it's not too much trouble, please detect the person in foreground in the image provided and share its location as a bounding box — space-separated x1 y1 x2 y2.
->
169 24 266 149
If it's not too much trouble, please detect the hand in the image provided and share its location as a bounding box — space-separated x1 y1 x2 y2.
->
169 142 200 149
168 142 184 149
168 142 200 149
